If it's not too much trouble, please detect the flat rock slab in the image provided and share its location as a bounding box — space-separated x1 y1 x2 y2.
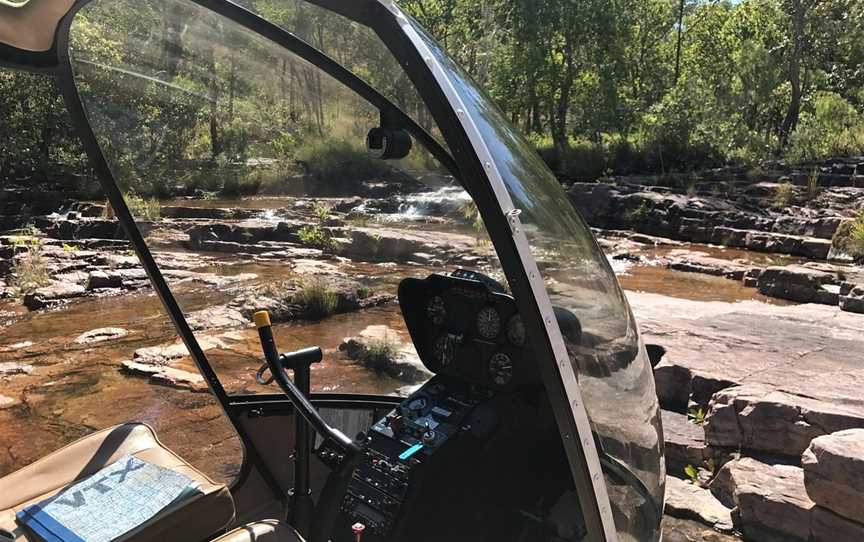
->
74 327 129 345
121 360 207 392
666 252 752 281
0 361 33 375
802 429 864 524
665 476 735 533
631 292 864 454
23 282 86 310
705 384 864 457
756 265 842 305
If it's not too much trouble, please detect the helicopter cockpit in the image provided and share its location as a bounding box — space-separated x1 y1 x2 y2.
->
0 1 664 542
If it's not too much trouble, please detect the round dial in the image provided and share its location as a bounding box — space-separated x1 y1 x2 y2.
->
506 314 526 347
426 296 446 325
433 334 455 366
476 306 501 340
488 353 513 387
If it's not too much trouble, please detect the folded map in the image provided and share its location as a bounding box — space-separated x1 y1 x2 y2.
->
16 454 202 542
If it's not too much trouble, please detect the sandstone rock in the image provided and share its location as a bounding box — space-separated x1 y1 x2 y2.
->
121 360 206 392
711 457 812 542
660 516 741 542
0 394 20 409
802 429 864 524
665 476 734 533
661 410 708 476
839 285 864 314
339 325 433 383
74 327 129 345
43 218 129 240
0 341 33 353
666 254 750 280
23 282 87 310
705 384 864 457
86 270 122 289
811 506 864 541
339 228 438 263
756 265 841 304
0 362 34 377
634 292 864 432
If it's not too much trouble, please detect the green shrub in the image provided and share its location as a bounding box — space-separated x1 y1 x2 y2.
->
628 202 651 223
293 278 339 319
297 202 339 251
788 92 864 162
687 408 706 426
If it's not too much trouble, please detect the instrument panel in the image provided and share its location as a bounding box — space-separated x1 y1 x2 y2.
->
398 271 539 391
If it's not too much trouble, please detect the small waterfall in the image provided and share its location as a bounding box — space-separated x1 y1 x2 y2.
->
384 186 472 221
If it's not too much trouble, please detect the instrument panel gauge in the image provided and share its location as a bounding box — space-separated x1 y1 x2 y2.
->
488 353 513 387
426 295 446 325
506 314 526 347
476 306 501 340
433 334 455 366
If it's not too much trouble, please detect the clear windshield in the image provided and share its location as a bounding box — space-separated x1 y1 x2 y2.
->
404 17 665 542
64 0 504 482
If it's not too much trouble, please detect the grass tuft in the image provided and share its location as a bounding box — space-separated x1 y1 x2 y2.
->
294 278 339 319
9 228 51 294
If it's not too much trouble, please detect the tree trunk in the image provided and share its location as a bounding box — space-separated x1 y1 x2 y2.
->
674 0 685 84
779 0 805 149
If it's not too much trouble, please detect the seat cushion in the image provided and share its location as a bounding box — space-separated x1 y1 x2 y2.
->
0 423 235 542
210 521 304 542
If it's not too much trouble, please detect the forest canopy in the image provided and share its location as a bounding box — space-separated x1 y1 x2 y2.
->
1 0 862 195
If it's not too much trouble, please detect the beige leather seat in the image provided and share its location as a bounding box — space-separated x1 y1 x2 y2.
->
0 423 235 542
210 520 304 542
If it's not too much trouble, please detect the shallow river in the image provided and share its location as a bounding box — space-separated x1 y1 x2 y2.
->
0 206 799 484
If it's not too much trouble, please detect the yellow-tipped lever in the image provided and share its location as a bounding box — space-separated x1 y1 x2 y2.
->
253 310 272 329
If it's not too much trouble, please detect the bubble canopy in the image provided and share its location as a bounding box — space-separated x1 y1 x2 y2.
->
0 1 664 541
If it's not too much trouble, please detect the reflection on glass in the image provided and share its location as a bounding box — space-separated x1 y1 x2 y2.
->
407 17 664 542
